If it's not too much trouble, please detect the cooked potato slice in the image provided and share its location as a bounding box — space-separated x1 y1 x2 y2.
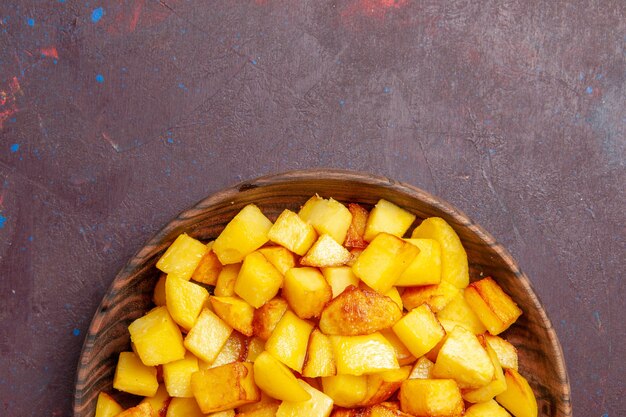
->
364 199 416 242
163 352 199 398
319 286 401 336
399 379 464 417
276 379 334 417
157 233 209 280
360 367 411 407
253 351 312 401
465 400 512 417
395 238 442 286
213 204 273 264
235 251 283 308
191 362 260 413
184 308 232 364
166 275 210 331
95 392 123 417
495 369 538 417
321 266 360 298
437 290 486 334
252 297 289 341
244 336 265 362
380 329 415 366
432 326 495 389
283 267 332 319
392 304 446 358
139 384 170 416
153 274 167 307
166 397 204 417
484 334 518 370
463 343 507 403
352 233 420 294
236 393 280 414
210 296 255 336
301 234 353 267
298 195 353 245
265 310 314 373
113 352 158 397
330 333 399 375
330 403 413 417
401 281 460 312
268 209 318 255
322 374 368 407
129 306 185 366
192 243 223 285
408 356 434 379
206 410 236 417
215 263 241 297
344 203 369 248
465 277 522 335
116 403 153 417
302 329 336 377
384 287 403 310
207 332 247 368
411 217 469 288
236 404 280 417
258 246 297 275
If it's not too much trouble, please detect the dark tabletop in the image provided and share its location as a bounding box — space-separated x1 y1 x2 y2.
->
0 1 624 416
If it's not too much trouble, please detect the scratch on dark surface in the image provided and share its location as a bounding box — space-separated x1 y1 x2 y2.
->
100 132 122 153
416 137 437 191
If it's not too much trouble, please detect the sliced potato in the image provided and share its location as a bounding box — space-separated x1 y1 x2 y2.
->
95 392 123 417
253 351 311 402
268 209 317 255
399 379 464 417
283 267 332 319
213 204 273 264
364 199 416 242
330 333 399 376
210 296 255 337
302 329 336 378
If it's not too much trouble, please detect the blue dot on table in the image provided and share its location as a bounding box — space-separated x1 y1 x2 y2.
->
0 215 6 229
72 328 81 336
91 7 104 23
383 86 391 93
167 138 174 144
10 143 19 153
586 86 593 94
95 74 104 83
27 18 35 27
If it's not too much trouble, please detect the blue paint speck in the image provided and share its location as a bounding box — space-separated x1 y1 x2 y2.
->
72 328 81 336
10 143 19 153
339 99 345 107
28 235 34 242
58 0 66 3
53 59 58 64
383 87 391 93
9 118 16 123
251 59 257 65
586 86 593 94
602 414 608 417
27 18 35 27
91 7 104 23
595 74 603 80
95 74 104 83
0 215 6 229
167 138 174 144
178 82 186 89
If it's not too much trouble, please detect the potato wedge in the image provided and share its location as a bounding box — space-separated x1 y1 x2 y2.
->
210 296 255 337
302 329 336 378
95 392 123 417
301 234 353 267
253 351 311 402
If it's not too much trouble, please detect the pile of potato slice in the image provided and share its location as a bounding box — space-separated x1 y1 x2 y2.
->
96 196 538 417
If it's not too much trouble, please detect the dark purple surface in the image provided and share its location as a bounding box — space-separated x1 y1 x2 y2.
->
0 1 623 416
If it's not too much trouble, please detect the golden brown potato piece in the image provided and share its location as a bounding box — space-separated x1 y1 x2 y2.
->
330 403 413 417
319 286 402 335
116 403 153 417
344 203 369 249
191 362 260 413
192 245 223 285
252 297 289 341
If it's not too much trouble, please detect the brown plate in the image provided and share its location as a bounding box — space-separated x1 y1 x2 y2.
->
74 169 572 416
